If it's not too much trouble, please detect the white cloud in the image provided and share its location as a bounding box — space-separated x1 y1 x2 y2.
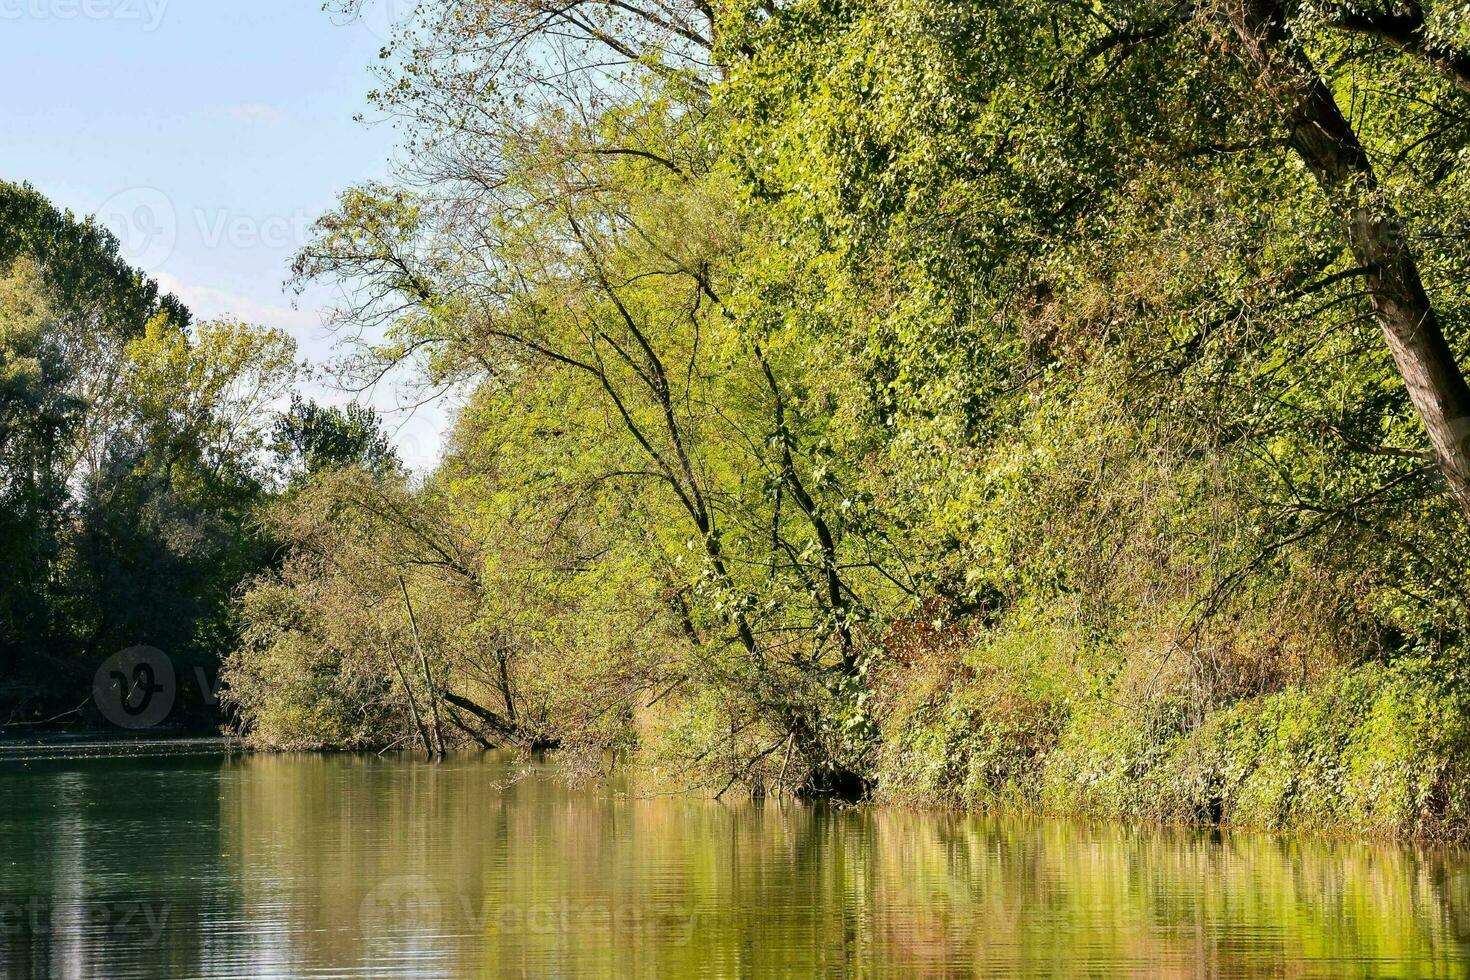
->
152 272 323 334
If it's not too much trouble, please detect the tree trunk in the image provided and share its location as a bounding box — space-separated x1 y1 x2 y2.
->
442 690 559 750
495 647 517 722
381 636 431 756
1226 0 1470 520
399 576 445 757
1328 5 1470 95
445 706 494 749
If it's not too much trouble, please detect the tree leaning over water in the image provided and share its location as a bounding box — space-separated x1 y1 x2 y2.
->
227 0 1470 831
252 0 895 792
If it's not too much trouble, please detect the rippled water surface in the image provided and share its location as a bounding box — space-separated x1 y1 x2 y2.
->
3 751 1470 977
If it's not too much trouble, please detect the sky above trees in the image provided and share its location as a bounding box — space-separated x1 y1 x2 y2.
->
0 0 446 467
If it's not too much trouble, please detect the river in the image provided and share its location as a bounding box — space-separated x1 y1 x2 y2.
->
2 751 1469 977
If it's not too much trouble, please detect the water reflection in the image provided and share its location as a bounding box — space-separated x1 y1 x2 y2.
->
2 752 1469 977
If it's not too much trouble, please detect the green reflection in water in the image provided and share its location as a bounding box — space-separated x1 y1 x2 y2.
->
2 752 1469 977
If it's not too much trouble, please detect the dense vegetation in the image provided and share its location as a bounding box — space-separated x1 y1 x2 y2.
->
9 0 1470 838
0 181 396 730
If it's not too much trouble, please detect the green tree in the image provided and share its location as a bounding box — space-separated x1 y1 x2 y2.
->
0 180 300 730
272 395 398 482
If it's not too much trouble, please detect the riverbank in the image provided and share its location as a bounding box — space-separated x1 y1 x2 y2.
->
13 689 1470 845
875 643 1470 843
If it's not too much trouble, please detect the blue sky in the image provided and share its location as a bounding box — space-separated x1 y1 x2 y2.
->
0 0 446 467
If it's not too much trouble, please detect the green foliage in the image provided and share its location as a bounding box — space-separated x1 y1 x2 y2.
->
0 179 188 330
0 183 300 729
1037 654 1470 839
0 260 79 667
272 394 398 483
222 0 1470 836
709 0 1470 824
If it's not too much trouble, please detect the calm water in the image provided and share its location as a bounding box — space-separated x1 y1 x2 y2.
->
3 752 1470 978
